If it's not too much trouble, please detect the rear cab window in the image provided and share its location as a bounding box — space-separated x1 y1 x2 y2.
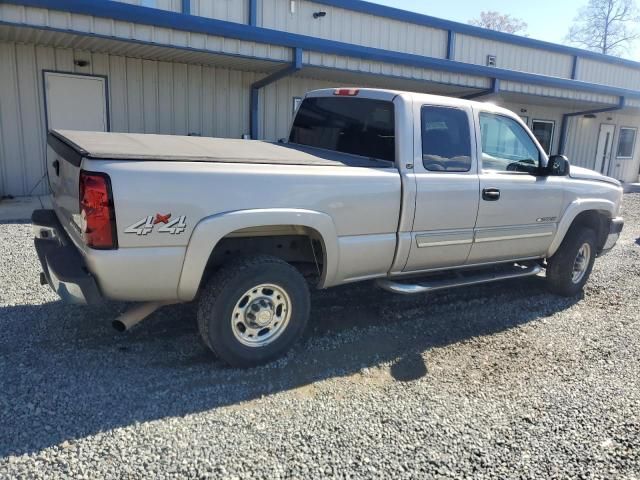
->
289 96 396 163
421 106 472 172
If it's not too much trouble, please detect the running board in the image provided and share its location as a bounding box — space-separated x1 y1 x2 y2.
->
376 265 543 295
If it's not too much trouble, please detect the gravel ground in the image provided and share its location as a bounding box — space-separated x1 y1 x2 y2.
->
1 195 639 479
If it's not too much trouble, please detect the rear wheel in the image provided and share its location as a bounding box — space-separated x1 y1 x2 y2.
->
546 228 597 297
197 255 310 368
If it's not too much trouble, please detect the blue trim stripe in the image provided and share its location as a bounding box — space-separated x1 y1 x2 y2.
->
311 0 640 70
7 0 640 99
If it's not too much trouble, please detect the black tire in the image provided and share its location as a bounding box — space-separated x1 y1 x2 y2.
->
546 227 597 297
197 255 310 368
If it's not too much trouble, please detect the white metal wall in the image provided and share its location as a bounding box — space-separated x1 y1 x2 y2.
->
0 4 290 63
578 58 640 92
302 51 490 90
191 0 249 24
260 0 448 59
0 41 257 196
454 34 574 78
563 112 640 181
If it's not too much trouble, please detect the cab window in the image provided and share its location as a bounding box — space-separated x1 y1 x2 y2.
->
479 113 541 173
421 106 472 172
289 97 395 162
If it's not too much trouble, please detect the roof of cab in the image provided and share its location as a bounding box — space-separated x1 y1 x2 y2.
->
305 87 517 118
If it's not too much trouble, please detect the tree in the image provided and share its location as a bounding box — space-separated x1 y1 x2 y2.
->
567 0 640 56
469 11 528 35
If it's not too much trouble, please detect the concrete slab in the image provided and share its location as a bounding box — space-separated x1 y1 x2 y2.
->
0 196 45 222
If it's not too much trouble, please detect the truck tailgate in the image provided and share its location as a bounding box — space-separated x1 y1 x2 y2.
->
47 131 83 233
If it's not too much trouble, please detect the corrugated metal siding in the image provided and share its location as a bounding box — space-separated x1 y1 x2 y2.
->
191 0 248 24
303 51 490 90
563 112 640 181
0 4 290 63
578 58 640 91
500 80 619 105
0 41 257 196
455 34 574 78
260 0 448 58
111 0 181 13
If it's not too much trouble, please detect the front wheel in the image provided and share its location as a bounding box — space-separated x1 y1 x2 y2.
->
197 255 310 368
546 228 597 297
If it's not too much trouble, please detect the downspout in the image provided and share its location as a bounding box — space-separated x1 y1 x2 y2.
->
463 78 500 100
249 0 257 26
250 47 303 140
558 96 625 155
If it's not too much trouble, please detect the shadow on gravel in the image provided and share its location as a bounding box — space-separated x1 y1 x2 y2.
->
0 276 579 457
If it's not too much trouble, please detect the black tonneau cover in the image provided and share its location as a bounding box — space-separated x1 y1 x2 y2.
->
48 130 392 169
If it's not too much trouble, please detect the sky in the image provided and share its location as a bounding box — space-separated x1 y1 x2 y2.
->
369 0 640 60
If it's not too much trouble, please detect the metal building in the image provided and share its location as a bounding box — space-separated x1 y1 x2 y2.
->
1 0 640 196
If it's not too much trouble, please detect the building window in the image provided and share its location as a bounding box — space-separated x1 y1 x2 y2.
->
616 127 637 159
531 120 555 154
292 97 302 114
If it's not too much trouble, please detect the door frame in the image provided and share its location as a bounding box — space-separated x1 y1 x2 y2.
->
594 123 616 174
531 119 556 155
42 70 111 132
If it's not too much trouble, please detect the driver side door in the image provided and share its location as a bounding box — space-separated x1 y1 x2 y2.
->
468 110 565 264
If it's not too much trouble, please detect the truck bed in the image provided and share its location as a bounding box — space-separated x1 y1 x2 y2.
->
49 130 393 169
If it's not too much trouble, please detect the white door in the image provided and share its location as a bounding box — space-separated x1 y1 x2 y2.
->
594 124 615 174
44 72 108 132
44 72 108 199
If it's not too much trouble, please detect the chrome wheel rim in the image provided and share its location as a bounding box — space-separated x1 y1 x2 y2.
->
571 243 591 284
231 284 292 348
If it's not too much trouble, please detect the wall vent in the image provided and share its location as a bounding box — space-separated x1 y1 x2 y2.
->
487 55 497 67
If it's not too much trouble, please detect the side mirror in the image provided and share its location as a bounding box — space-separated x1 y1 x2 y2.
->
545 155 570 176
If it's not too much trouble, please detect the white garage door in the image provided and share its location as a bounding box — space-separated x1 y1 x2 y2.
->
44 72 108 132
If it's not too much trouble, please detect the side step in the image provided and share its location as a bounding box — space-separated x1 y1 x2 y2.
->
376 264 543 295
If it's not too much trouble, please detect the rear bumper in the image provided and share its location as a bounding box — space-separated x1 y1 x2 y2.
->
600 217 624 255
32 209 103 305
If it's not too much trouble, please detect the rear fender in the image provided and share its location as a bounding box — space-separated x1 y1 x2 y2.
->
177 209 339 301
547 199 615 257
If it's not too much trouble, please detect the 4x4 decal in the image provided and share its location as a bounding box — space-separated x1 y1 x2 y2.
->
125 213 187 236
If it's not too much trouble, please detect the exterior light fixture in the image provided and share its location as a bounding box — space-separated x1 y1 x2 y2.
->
74 59 90 67
583 114 597 119
313 11 327 18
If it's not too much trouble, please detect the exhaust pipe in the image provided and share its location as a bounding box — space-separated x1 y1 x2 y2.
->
112 301 175 332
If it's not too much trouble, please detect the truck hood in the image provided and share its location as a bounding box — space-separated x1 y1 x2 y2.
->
569 165 621 187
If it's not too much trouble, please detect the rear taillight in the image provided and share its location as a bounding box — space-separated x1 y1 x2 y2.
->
333 88 360 96
79 171 117 249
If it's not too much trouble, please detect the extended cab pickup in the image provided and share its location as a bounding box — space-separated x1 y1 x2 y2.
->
34 88 624 367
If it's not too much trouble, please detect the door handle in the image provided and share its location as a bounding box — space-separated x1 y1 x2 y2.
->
482 188 501 201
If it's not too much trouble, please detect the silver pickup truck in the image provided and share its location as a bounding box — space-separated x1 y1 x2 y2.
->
33 88 624 367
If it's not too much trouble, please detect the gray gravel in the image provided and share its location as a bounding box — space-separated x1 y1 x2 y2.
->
1 195 639 479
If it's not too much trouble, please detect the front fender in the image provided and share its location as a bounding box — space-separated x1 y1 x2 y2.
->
177 208 339 301
547 199 616 257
